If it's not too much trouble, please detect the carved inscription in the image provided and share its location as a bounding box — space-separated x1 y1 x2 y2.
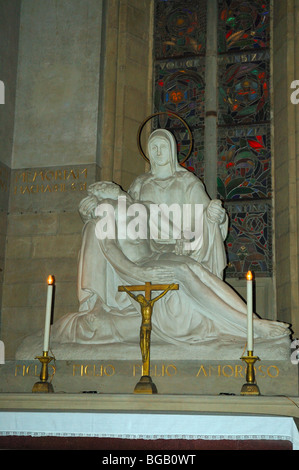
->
133 364 177 377
72 364 115 377
14 362 280 379
13 168 88 195
15 363 56 379
196 364 280 379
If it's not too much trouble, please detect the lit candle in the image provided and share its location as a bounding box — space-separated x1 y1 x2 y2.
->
43 275 54 352
246 271 253 352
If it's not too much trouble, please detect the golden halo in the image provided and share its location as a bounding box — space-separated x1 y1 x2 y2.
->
137 112 193 165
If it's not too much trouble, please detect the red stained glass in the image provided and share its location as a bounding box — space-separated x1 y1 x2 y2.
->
217 127 272 201
256 135 264 145
248 139 264 150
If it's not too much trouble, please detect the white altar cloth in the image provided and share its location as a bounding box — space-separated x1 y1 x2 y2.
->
0 411 298 449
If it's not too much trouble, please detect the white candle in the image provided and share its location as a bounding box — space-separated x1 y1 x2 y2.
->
246 271 253 352
43 275 54 352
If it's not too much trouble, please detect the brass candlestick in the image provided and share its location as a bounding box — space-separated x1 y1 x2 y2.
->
240 350 261 396
32 351 54 393
119 282 179 394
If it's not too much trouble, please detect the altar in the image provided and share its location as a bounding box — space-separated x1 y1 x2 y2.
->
2 0 299 452
0 393 299 450
3 127 296 451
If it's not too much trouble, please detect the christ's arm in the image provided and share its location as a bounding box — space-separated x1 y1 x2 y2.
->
151 283 177 305
121 286 138 301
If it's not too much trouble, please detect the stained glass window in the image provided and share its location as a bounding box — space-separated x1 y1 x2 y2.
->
225 201 272 276
153 0 272 278
154 57 205 166
217 124 271 200
153 0 206 171
154 0 207 59
154 59 205 127
218 0 270 54
217 0 271 277
218 52 270 126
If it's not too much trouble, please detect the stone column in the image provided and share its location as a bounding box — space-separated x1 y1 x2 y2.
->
98 0 153 190
272 0 299 335
0 0 21 336
204 0 218 199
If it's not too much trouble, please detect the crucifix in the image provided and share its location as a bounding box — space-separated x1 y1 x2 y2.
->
118 281 179 394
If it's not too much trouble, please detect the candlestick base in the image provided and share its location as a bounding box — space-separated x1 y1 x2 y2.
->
240 382 261 396
32 351 54 393
32 381 54 393
134 375 158 394
240 351 261 396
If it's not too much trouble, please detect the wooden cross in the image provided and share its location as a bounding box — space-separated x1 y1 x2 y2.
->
118 282 179 302
118 281 179 394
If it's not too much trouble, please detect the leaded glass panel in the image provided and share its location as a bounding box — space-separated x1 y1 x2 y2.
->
217 0 272 277
218 0 270 54
154 31 206 168
218 52 270 126
154 0 207 59
153 0 273 278
225 201 272 277
154 58 205 127
217 125 271 200
182 127 205 176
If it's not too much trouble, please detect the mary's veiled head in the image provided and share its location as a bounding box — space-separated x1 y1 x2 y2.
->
147 129 182 176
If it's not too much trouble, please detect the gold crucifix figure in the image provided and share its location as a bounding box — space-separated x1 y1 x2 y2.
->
118 282 179 394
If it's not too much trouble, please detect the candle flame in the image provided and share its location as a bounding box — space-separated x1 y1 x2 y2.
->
246 271 253 281
47 275 55 285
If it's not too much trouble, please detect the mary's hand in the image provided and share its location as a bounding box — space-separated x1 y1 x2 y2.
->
78 196 98 222
207 199 226 224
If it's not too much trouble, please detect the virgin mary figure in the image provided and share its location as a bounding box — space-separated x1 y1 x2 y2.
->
128 128 229 279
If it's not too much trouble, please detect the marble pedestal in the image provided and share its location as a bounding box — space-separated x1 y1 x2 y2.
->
0 358 297 396
7 337 299 396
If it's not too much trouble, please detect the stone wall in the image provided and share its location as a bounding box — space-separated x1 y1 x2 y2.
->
2 164 99 358
1 0 105 358
0 0 21 337
0 0 153 359
99 0 153 190
0 165 9 334
0 0 20 168
272 0 299 335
